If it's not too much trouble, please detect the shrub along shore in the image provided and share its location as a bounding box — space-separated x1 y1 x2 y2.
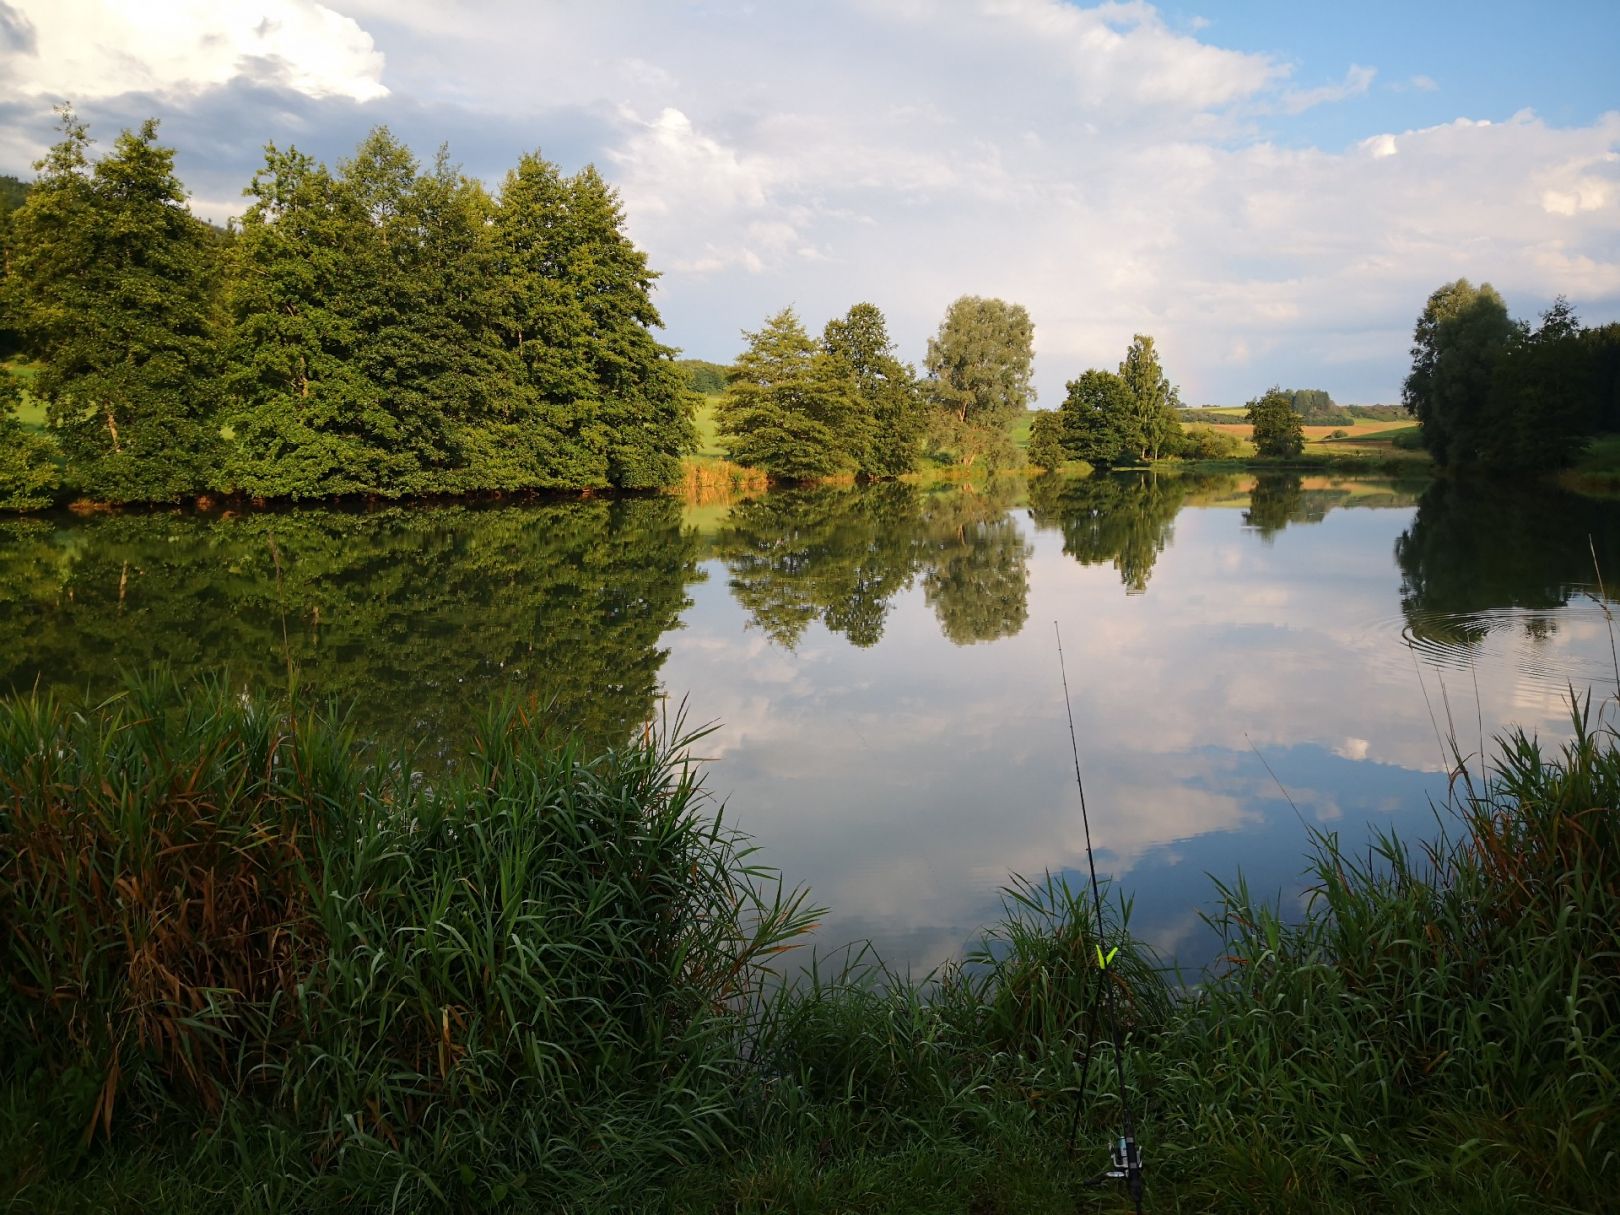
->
1 677 1614 1212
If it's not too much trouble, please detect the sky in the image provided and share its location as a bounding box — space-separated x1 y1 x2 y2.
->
1 0 1616 405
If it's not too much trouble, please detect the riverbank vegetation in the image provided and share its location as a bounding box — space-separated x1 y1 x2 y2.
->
2 675 1613 1212
1402 281 1620 474
1 108 695 509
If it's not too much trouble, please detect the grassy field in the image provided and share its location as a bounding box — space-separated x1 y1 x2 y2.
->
1 674 1613 1213
2 358 46 431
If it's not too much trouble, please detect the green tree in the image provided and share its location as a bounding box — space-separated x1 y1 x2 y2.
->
549 166 696 488
924 296 1035 468
1476 297 1598 473
8 109 222 502
1117 334 1180 461
1247 385 1305 457
717 308 865 482
1059 368 1138 465
1402 279 1517 466
822 302 922 478
1026 409 1067 472
0 174 31 360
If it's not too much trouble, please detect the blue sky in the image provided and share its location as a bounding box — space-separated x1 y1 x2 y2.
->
2 0 1616 404
1184 2 1620 141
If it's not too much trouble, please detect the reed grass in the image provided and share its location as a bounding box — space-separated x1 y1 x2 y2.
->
2 675 1615 1212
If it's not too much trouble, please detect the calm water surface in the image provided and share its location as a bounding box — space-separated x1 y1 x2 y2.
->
5 472 1618 975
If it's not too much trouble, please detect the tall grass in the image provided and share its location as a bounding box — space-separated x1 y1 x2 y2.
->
2 676 1615 1212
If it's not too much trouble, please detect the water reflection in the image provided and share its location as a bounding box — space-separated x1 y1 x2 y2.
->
1397 478 1620 650
712 482 1030 647
0 499 700 752
6 472 1620 975
1027 471 1220 593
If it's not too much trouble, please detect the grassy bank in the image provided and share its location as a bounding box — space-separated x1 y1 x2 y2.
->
3 679 1616 1212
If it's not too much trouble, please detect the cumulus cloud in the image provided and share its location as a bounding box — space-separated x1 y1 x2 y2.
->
3 0 386 102
2 0 1616 403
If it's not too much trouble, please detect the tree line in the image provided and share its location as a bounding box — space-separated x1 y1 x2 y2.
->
712 295 1036 482
0 108 695 507
1403 280 1620 472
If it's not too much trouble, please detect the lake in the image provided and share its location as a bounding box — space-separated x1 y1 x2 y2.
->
4 470 1618 976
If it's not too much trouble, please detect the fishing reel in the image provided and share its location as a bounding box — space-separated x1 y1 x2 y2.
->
1083 1133 1144 1211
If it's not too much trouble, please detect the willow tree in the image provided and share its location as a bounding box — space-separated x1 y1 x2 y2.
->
924 295 1034 468
8 109 221 502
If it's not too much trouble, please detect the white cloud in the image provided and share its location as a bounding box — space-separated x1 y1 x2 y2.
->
1281 64 1377 115
4 1 1616 404
3 0 386 102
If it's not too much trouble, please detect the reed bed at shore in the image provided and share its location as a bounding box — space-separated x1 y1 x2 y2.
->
1 676 1614 1212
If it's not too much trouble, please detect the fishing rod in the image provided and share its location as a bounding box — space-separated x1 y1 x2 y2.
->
1055 621 1144 1214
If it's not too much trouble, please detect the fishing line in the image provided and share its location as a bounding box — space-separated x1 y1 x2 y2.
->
1054 621 1144 1213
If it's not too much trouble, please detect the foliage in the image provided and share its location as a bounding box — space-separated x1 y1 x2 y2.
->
0 374 60 510
1176 423 1243 460
7 114 693 505
1117 334 1181 461
677 358 731 394
1283 386 1348 423
1401 278 1517 467
1025 409 1067 471
1057 368 1138 465
823 302 924 478
1404 283 1620 474
717 308 867 482
0 174 30 360
1246 384 1305 457
8 673 1616 1212
924 296 1035 469
0 676 818 1209
6 108 222 502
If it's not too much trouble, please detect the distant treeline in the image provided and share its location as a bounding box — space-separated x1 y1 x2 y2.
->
677 358 730 394
1403 282 1620 472
1175 400 1408 425
0 108 695 507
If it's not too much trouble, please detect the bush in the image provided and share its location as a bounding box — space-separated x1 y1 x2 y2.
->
1178 424 1243 460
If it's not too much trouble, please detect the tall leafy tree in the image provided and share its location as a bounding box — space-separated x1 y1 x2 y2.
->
717 308 865 482
1026 409 1067 472
821 302 921 478
559 166 696 488
1476 297 1597 473
1059 368 1138 465
924 296 1035 468
8 109 222 502
1247 385 1305 457
1402 279 1516 466
1117 334 1180 461
223 144 389 497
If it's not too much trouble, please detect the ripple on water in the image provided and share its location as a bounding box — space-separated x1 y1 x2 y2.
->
1392 599 1620 696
